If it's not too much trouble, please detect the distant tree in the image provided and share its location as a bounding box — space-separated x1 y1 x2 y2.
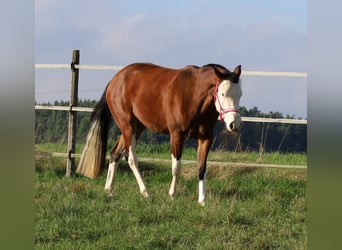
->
35 100 307 153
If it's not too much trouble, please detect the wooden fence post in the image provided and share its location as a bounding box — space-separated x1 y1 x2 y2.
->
66 50 80 176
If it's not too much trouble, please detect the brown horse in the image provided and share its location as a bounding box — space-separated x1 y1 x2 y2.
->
76 63 242 205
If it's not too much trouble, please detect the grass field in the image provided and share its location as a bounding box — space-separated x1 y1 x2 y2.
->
35 146 307 249
35 142 307 166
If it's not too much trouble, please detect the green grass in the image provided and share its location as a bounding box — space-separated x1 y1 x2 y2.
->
35 154 307 249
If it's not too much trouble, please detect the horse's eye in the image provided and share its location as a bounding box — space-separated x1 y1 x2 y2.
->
221 93 224 96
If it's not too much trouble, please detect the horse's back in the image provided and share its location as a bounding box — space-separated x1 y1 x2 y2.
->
107 62 196 96
105 63 215 134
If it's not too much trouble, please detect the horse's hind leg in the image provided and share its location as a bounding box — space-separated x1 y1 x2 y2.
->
105 123 146 197
126 133 149 198
121 123 149 198
104 136 125 195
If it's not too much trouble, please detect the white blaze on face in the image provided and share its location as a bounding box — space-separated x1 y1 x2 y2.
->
215 80 242 132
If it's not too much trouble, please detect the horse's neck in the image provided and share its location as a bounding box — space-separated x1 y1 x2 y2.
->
192 81 216 115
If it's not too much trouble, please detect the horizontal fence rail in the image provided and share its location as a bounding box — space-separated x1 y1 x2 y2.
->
35 50 307 175
35 63 307 78
241 116 307 124
34 105 307 124
34 105 94 112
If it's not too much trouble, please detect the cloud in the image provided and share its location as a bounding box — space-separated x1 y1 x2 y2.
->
100 13 148 53
35 1 307 116
35 1 306 70
90 7 306 71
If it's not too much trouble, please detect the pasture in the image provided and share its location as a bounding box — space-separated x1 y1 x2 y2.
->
35 146 306 249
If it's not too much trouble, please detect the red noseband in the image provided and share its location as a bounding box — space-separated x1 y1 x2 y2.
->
214 80 240 121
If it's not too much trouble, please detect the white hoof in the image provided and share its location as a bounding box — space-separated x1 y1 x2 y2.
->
141 189 149 198
105 188 114 197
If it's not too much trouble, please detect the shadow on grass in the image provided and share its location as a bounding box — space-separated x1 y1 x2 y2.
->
116 160 168 176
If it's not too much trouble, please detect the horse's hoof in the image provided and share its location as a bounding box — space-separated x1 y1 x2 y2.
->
141 190 149 198
105 189 114 197
198 201 205 206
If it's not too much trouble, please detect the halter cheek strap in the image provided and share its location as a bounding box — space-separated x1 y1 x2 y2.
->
214 80 240 121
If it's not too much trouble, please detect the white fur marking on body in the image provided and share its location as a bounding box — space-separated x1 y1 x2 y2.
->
104 156 122 195
198 179 206 206
169 154 181 198
127 135 149 198
214 80 242 132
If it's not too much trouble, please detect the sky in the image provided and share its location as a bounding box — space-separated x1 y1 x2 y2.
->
35 0 307 118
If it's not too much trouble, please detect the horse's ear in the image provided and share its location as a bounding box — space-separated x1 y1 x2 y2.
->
234 65 241 77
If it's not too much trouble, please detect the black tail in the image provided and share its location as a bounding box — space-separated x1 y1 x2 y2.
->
76 88 111 178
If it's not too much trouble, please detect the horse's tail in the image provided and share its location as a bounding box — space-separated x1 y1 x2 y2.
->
76 88 111 179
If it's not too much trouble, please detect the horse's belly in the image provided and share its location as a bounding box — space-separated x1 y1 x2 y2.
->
145 122 169 134
134 109 169 134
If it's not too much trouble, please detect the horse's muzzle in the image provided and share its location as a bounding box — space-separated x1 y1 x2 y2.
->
225 112 241 132
229 121 239 132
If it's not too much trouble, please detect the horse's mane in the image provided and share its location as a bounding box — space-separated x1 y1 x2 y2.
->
202 63 230 77
202 63 239 83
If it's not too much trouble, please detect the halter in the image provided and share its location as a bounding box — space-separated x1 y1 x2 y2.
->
214 80 240 121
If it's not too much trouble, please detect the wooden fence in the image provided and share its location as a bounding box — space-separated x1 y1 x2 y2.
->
35 50 307 175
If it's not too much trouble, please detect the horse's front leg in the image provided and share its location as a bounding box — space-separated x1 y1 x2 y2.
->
169 132 184 199
169 154 181 199
197 137 213 206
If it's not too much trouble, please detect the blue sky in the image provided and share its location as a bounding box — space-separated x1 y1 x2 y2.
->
35 0 307 118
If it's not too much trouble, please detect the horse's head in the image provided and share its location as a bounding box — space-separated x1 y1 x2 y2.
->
214 65 242 132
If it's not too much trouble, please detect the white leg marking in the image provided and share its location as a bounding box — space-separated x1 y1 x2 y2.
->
104 162 116 195
169 154 181 198
104 154 123 196
198 177 206 206
128 135 149 198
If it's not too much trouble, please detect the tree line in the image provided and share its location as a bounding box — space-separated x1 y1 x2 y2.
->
35 99 307 153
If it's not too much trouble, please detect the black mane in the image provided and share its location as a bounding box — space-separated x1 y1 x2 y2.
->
202 63 239 83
